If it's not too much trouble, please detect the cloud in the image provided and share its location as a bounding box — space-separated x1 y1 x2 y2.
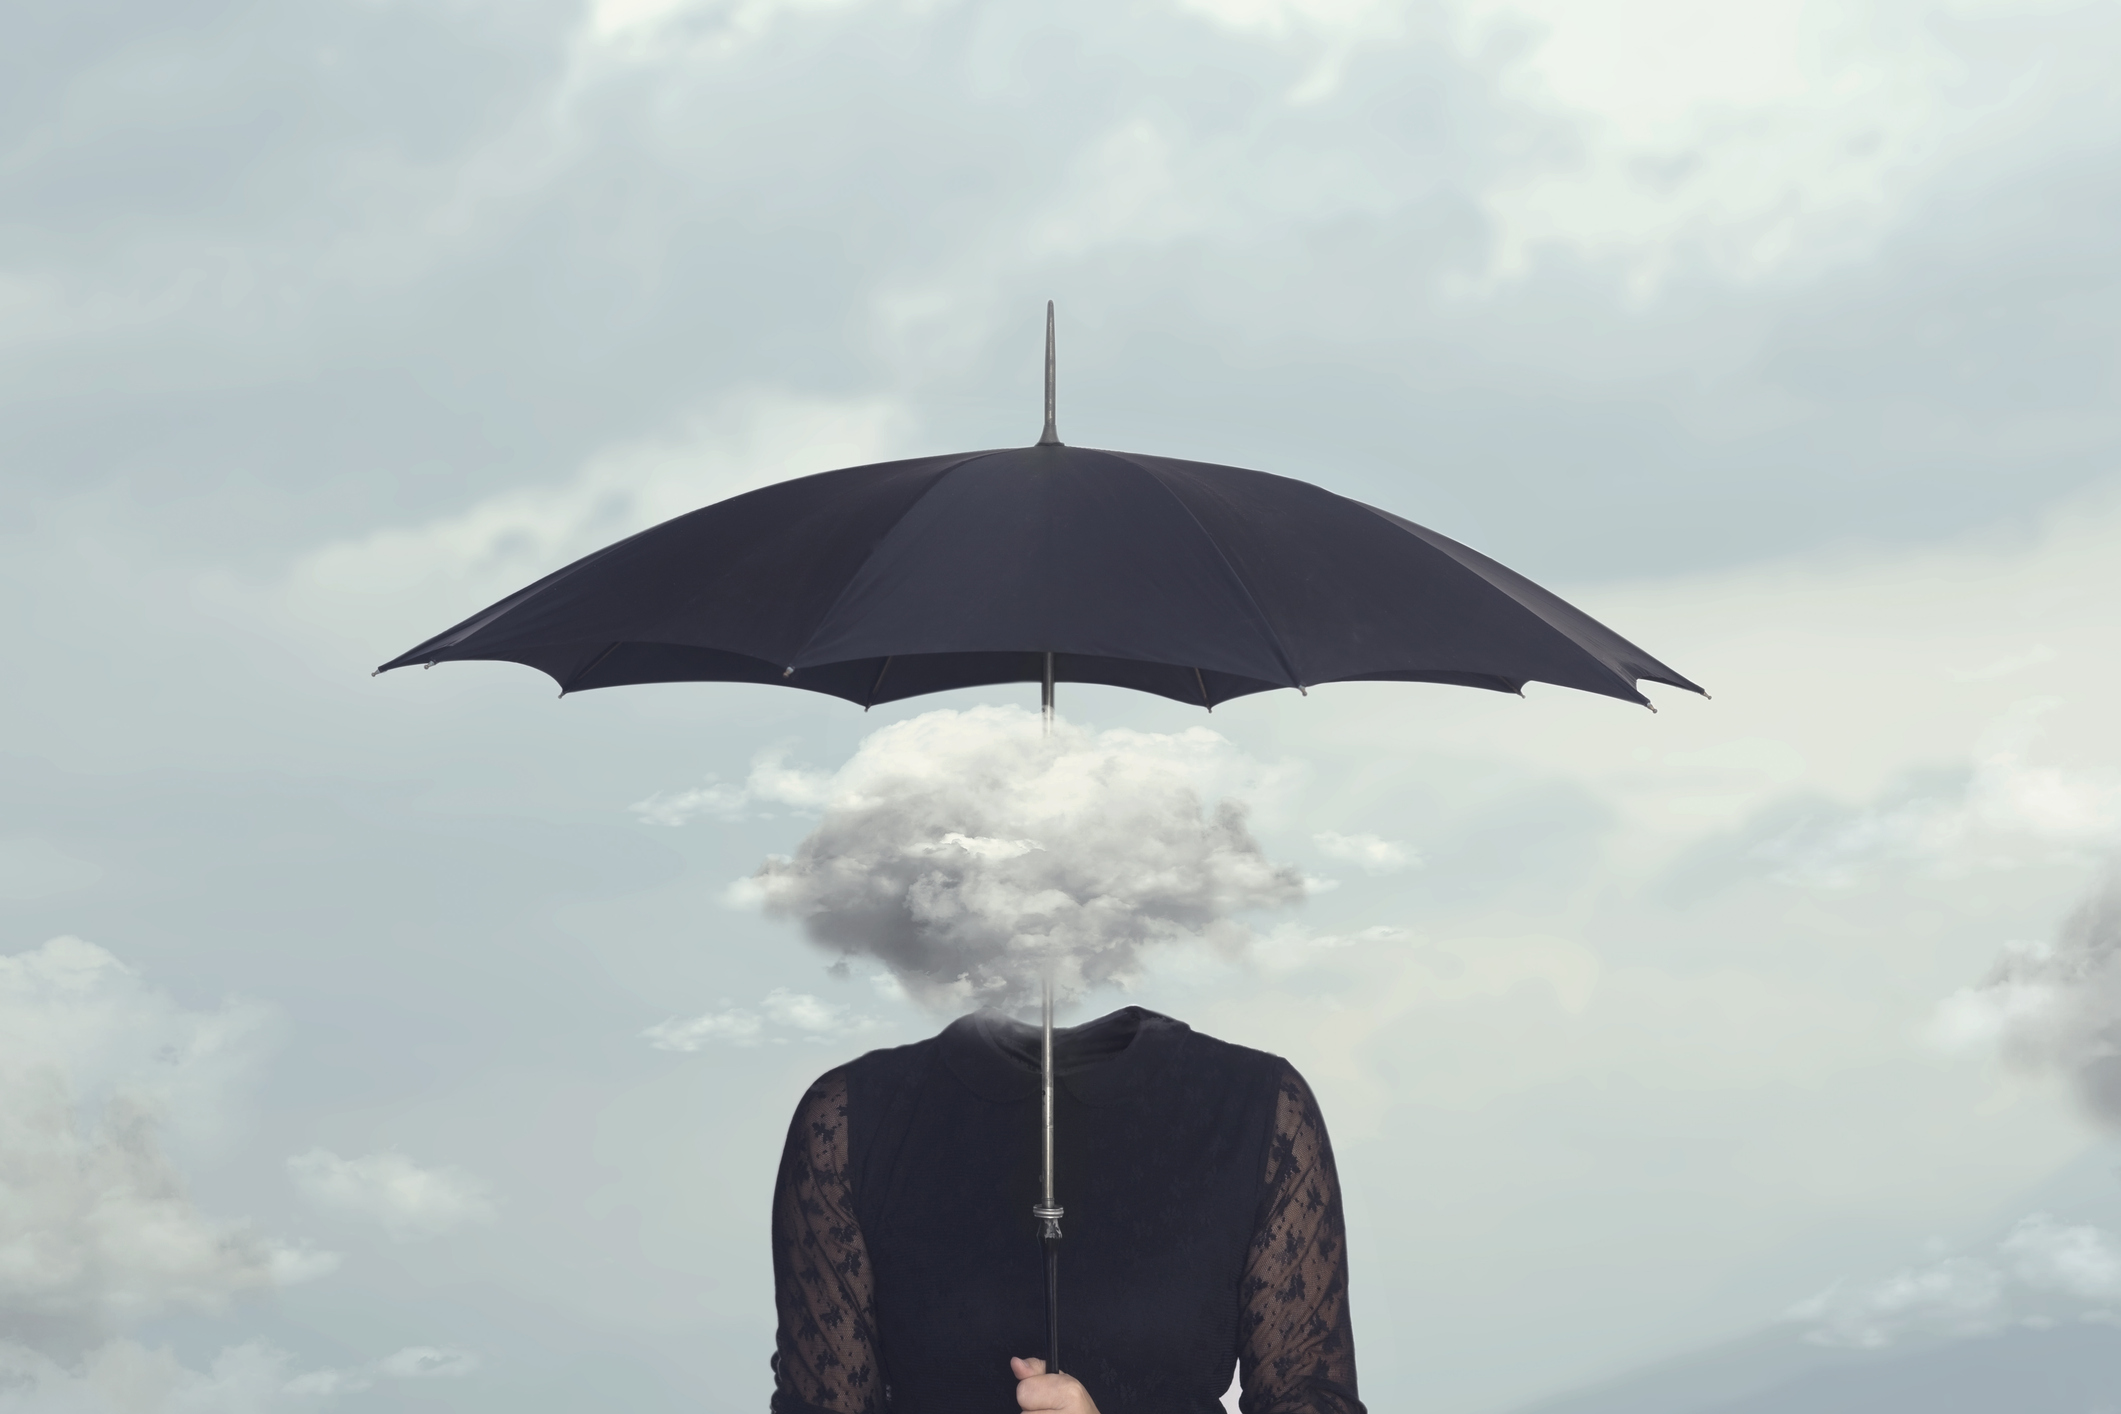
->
286 391 911 659
0 1339 296 1414
0 936 271 1149
1252 923 1413 974
0 1338 480 1411
1158 0 2102 288
1455 0 2051 290
0 1094 337 1333
1706 702 2121 891
644 1006 764 1049
633 747 836 826
587 0 874 55
724 707 1309 1010
1313 831 1416 874
1787 1213 2121 1349
1786 1256 2006 1349
0 938 335 1345
287 1150 498 1242
1175 0 1403 35
1934 868 2121 1129
642 986 882 1050
283 1344 482 1396
2001 1214 2121 1301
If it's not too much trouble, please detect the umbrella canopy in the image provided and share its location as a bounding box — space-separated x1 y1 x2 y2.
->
375 431 1702 711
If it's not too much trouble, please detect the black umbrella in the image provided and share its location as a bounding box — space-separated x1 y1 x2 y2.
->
376 304 1703 1376
377 312 1699 714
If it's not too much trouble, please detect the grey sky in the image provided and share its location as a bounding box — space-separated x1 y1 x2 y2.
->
5 1 2121 1411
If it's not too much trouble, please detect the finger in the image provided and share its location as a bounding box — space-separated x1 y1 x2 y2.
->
1011 1356 1047 1379
1016 1377 1058 1412
1014 1373 1082 1412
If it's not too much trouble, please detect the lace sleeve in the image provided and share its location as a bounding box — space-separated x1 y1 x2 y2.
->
1237 1065 1365 1414
770 1070 882 1414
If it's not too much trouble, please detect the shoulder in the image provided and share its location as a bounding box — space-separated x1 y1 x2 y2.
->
793 1031 940 1099
1159 1019 1336 1141
782 1065 851 1162
1166 1015 1300 1091
1131 1014 1308 1135
834 1030 943 1096
784 1035 952 1196
786 1032 945 1145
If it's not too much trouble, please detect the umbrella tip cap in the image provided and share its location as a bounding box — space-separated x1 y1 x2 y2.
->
1038 302 1062 447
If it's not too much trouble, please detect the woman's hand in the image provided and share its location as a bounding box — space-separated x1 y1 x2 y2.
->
1010 1356 1100 1413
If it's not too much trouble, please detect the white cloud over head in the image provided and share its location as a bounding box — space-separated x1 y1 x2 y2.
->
720 706 1308 1010
287 1149 498 1242
0 938 334 1344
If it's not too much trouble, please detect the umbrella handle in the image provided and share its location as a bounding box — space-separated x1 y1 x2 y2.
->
1034 974 1064 1373
1042 1234 1061 1374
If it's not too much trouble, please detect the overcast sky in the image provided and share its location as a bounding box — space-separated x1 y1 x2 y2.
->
6 1 2121 1411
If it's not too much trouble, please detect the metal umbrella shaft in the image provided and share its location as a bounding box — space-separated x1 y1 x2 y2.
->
1034 650 1063 1373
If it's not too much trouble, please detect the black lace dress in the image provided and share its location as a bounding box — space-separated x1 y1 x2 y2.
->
770 1007 1364 1414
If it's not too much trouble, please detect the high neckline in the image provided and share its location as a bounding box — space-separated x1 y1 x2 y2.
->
937 1005 1188 1106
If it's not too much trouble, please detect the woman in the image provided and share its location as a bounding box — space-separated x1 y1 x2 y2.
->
770 1005 1364 1413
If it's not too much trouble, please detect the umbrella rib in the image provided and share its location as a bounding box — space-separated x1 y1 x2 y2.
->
865 656 894 709
1353 502 1675 705
1101 450 1308 691
376 534 636 674
558 642 622 696
785 449 1014 670
379 450 1001 680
